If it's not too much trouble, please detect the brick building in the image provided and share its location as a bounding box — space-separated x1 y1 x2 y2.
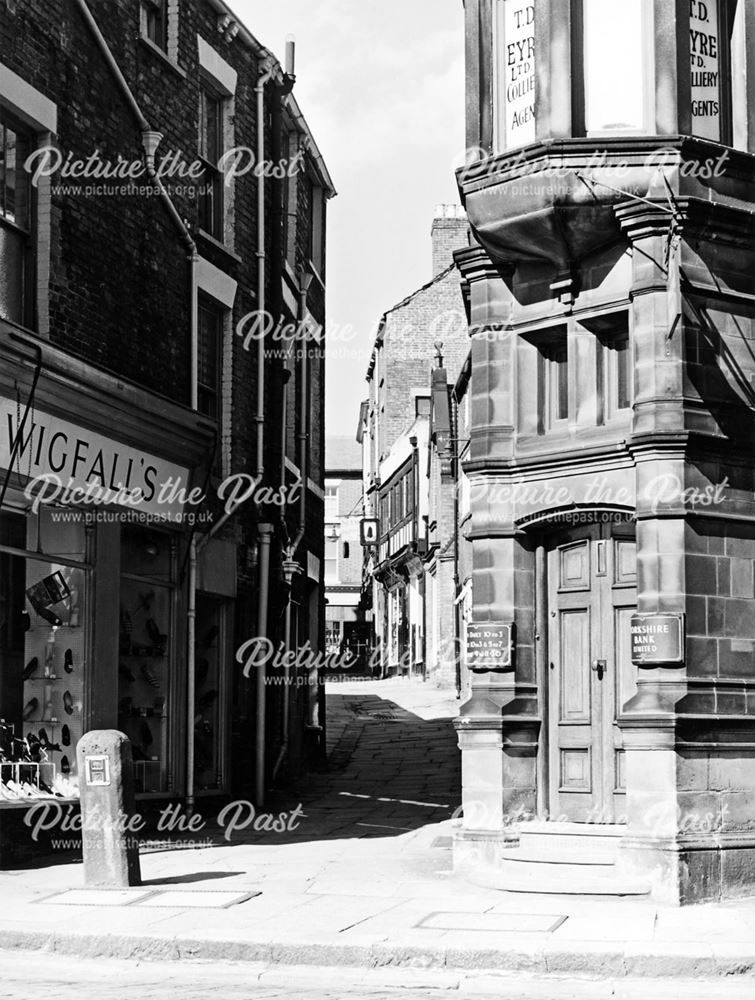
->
360 206 471 686
454 0 755 904
0 0 333 855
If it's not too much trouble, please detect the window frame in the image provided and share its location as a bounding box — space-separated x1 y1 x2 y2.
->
198 83 225 242
536 331 569 434
574 0 656 138
0 109 34 326
142 0 169 52
197 294 225 422
597 326 633 423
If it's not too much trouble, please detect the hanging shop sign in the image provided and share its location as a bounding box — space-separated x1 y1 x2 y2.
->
689 0 721 141
360 519 379 546
467 621 514 672
630 613 685 665
0 397 190 519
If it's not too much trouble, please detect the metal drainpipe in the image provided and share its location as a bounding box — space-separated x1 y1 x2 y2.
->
74 0 202 808
409 435 419 677
255 523 275 806
255 60 276 479
271 273 311 781
253 59 276 809
452 398 462 699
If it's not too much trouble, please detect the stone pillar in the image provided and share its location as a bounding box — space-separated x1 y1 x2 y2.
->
76 730 141 887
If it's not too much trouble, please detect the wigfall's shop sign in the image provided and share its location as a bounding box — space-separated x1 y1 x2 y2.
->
0 398 190 518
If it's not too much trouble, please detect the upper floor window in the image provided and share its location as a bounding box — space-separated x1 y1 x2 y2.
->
325 484 339 520
582 0 654 135
0 113 32 325
596 321 632 422
198 297 224 420
415 396 431 418
143 0 169 51
310 181 325 278
537 331 569 433
198 85 224 240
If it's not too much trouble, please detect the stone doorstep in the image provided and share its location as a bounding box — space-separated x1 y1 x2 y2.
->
471 864 652 897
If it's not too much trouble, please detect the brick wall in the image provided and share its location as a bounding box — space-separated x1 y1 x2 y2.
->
1 0 331 789
431 208 469 278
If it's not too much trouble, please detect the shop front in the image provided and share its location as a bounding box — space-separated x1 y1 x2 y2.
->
0 328 215 839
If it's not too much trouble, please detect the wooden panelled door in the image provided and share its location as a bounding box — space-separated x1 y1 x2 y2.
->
546 523 638 823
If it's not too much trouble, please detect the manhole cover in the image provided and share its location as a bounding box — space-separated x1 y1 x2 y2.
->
356 710 403 721
36 888 259 909
417 911 567 933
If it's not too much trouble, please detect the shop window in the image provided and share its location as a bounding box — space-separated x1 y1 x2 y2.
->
0 113 32 325
537 330 569 432
493 0 537 151
198 84 225 240
0 509 90 803
581 0 654 135
118 526 175 795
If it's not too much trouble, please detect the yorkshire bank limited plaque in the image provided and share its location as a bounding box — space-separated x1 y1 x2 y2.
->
467 622 514 672
630 614 685 665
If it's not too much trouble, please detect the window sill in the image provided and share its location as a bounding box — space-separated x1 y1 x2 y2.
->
138 34 186 79
196 229 243 265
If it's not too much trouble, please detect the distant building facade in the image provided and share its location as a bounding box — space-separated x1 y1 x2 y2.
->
324 437 367 666
360 207 470 686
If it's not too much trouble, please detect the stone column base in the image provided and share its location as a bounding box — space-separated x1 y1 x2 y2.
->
453 826 519 873
618 835 755 905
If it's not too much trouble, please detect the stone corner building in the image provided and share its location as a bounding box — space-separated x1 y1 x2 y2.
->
454 0 755 904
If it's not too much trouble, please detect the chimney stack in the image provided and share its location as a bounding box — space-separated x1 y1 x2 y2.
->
431 204 468 278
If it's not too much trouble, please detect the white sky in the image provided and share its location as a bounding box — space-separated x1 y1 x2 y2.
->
232 0 466 438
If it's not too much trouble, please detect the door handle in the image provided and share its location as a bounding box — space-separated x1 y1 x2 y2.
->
592 659 607 680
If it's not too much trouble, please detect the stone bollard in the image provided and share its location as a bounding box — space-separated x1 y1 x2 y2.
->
76 730 142 887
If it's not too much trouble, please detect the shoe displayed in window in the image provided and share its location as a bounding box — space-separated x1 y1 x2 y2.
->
119 662 135 683
23 657 39 680
140 663 160 689
197 689 218 712
22 698 39 721
63 691 74 715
